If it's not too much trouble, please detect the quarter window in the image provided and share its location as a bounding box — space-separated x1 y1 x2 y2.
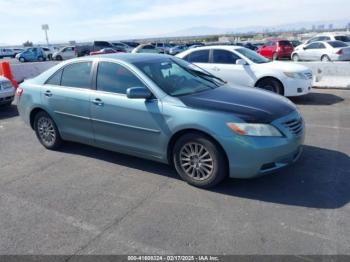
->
212 50 240 64
61 62 92 88
96 62 145 94
46 70 62 85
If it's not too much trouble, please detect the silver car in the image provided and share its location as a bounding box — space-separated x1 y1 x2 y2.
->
0 76 15 106
292 41 350 62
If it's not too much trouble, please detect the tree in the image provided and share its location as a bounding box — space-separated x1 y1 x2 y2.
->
23 41 33 47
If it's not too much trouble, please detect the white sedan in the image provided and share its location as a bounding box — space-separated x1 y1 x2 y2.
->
176 46 313 97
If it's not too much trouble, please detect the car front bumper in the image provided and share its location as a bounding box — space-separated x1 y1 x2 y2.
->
282 77 313 97
219 111 305 179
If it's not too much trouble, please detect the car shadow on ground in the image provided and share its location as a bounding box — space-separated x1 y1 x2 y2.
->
213 145 350 209
0 104 18 120
291 92 344 106
59 142 349 210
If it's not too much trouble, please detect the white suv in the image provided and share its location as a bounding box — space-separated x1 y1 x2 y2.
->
0 48 15 59
177 46 313 97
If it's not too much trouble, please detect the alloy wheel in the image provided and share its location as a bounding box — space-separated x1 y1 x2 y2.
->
179 142 214 181
37 116 56 147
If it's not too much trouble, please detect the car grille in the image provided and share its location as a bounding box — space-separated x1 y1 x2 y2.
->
283 118 304 136
304 72 313 80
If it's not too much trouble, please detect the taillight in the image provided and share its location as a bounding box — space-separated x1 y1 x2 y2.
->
16 87 23 96
336 49 343 55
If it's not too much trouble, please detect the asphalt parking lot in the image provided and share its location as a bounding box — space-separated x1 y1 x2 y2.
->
0 89 349 256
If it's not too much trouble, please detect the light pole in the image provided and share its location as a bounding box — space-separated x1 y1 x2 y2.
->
42 24 50 46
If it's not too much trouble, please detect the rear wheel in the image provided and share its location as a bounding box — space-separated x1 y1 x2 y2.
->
173 133 227 188
257 78 284 95
38 56 44 62
292 54 300 62
56 55 62 61
34 111 62 149
321 55 331 62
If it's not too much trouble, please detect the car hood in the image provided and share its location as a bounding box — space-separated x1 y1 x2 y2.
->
260 61 309 72
178 85 296 123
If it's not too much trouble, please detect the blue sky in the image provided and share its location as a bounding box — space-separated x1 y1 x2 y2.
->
0 0 349 45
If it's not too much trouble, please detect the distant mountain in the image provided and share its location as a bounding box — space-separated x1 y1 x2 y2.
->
163 19 350 37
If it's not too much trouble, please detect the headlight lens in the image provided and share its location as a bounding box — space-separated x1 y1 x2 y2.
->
283 72 306 79
227 123 283 137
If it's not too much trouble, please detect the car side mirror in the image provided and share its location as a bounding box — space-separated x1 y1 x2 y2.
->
126 87 153 99
236 59 247 65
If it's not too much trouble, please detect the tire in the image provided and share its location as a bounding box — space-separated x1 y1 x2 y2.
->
321 55 331 62
48 54 52 60
292 54 300 62
19 57 25 63
257 78 284 95
38 56 44 62
173 133 227 188
56 55 62 61
34 111 62 149
272 53 278 60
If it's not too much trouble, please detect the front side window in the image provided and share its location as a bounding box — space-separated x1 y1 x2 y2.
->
236 48 270 64
212 50 240 64
61 62 92 88
185 50 209 63
305 43 319 49
96 62 145 94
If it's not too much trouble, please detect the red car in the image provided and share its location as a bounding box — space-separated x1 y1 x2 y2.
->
90 48 120 56
258 40 294 60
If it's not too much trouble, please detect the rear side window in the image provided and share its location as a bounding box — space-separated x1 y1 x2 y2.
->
185 50 209 63
96 62 145 94
212 50 240 64
328 41 348 48
61 62 92 88
46 70 62 85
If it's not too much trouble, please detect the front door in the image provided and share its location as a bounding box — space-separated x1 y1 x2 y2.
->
90 61 165 158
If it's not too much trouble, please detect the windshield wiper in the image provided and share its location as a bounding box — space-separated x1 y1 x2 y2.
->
187 68 226 85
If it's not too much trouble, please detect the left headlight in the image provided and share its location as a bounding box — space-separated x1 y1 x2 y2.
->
283 72 306 79
227 123 283 137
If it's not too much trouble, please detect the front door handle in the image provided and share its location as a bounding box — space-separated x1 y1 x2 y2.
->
44 90 52 97
92 98 104 106
212 67 220 71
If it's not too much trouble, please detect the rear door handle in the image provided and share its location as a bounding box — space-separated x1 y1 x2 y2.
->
44 90 52 97
92 98 104 106
212 67 220 71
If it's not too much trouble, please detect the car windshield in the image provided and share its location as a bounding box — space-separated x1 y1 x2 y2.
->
235 47 270 64
328 41 348 48
133 57 225 97
279 41 292 46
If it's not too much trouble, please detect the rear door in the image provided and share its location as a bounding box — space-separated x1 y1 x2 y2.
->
184 49 210 71
41 61 94 144
90 61 164 157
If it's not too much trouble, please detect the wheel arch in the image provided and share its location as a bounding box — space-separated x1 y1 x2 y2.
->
29 107 50 129
254 76 285 95
167 128 229 169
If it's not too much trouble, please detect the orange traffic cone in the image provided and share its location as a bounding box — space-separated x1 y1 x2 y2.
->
0 61 18 89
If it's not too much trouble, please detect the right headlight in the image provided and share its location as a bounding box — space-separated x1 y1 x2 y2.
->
227 123 283 137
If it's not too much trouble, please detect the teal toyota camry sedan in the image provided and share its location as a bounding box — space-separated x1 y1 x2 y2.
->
17 54 304 188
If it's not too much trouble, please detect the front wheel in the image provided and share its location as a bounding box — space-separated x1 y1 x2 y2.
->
34 111 62 149
19 57 25 62
257 78 284 95
173 133 227 188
